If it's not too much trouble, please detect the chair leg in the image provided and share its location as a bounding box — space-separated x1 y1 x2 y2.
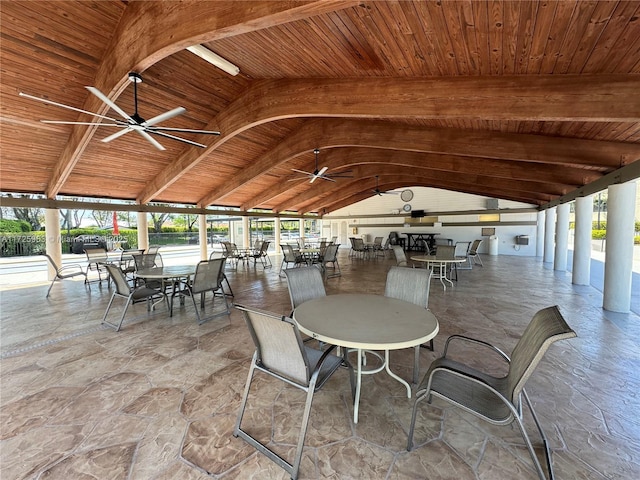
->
46 278 57 297
520 389 555 480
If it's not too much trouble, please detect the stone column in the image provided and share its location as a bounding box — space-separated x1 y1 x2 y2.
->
536 210 545 257
543 207 556 264
137 212 148 251
572 195 593 285
554 203 570 271
44 208 61 279
603 181 637 313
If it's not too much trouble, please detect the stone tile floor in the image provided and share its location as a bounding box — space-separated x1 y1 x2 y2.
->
1 251 639 479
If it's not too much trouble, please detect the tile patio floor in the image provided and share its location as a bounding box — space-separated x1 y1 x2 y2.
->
1 250 639 479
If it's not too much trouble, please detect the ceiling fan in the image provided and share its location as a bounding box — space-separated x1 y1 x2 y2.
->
290 148 353 183
19 72 220 151
372 175 400 196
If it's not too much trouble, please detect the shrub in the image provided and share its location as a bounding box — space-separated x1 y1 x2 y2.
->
0 219 32 232
592 229 606 239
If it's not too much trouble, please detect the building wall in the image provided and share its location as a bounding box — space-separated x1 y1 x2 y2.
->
324 187 538 256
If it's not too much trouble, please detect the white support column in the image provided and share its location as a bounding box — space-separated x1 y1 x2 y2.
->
198 214 208 261
299 219 305 246
536 210 545 257
242 216 250 249
603 181 637 313
44 209 61 280
554 203 570 271
543 207 556 264
274 217 281 253
572 195 593 285
137 212 149 251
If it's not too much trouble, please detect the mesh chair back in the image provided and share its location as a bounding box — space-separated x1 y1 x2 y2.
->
284 267 326 310
105 264 132 295
385 266 431 308
435 245 455 260
281 244 298 262
191 258 226 295
133 253 157 270
241 307 310 385
43 253 60 271
323 244 338 263
469 239 482 254
391 245 407 266
259 241 270 255
507 305 576 403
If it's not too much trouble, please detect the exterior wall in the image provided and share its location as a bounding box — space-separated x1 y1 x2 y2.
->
324 187 538 256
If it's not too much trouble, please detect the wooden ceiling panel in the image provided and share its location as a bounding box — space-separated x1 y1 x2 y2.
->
1 0 639 214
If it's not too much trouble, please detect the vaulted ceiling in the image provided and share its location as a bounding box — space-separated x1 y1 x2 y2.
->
1 0 639 215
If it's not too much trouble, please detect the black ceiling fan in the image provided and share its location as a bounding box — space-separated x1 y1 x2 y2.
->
290 148 353 183
19 72 220 151
371 175 400 196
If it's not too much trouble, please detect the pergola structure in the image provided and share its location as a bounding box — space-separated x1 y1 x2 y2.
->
1 0 639 216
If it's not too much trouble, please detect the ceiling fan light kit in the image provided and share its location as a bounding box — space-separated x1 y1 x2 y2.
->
20 72 220 151
187 45 240 76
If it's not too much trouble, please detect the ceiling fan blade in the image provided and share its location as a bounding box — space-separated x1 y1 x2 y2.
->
86 86 133 121
317 176 337 183
291 168 313 176
317 166 329 176
135 129 166 150
101 127 134 143
40 121 123 126
147 126 221 135
143 107 186 127
148 129 207 148
19 92 121 122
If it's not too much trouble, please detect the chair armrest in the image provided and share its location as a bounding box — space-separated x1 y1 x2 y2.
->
58 264 85 274
442 335 511 363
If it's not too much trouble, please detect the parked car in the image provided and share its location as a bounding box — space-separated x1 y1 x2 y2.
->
71 235 107 254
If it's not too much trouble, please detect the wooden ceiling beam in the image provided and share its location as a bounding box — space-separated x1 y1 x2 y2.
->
244 147 603 210
197 116 635 207
273 164 574 212
46 0 357 199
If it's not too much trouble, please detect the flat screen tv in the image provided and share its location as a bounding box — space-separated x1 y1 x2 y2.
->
410 209 425 218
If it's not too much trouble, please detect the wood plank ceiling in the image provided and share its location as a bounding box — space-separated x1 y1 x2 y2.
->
1 0 639 215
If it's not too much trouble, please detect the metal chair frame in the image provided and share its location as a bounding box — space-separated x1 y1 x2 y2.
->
233 305 354 480
407 306 576 480
43 253 89 297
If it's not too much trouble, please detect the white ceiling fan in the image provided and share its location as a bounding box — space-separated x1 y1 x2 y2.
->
290 148 353 183
19 72 220 151
371 175 400 196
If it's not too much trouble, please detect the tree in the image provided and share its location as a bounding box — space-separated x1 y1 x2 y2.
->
149 212 171 232
5 194 43 230
173 213 198 231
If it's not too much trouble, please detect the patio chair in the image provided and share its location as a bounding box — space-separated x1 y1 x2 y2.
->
384 266 433 382
407 305 576 480
279 244 303 275
434 244 457 280
283 266 326 315
221 241 246 270
352 237 369 259
132 253 161 288
454 241 472 270
209 251 235 299
83 247 108 284
233 304 354 480
248 240 272 268
318 244 341 278
372 236 385 257
43 253 89 297
119 248 144 281
468 239 483 266
170 257 230 324
391 244 409 267
101 264 166 332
